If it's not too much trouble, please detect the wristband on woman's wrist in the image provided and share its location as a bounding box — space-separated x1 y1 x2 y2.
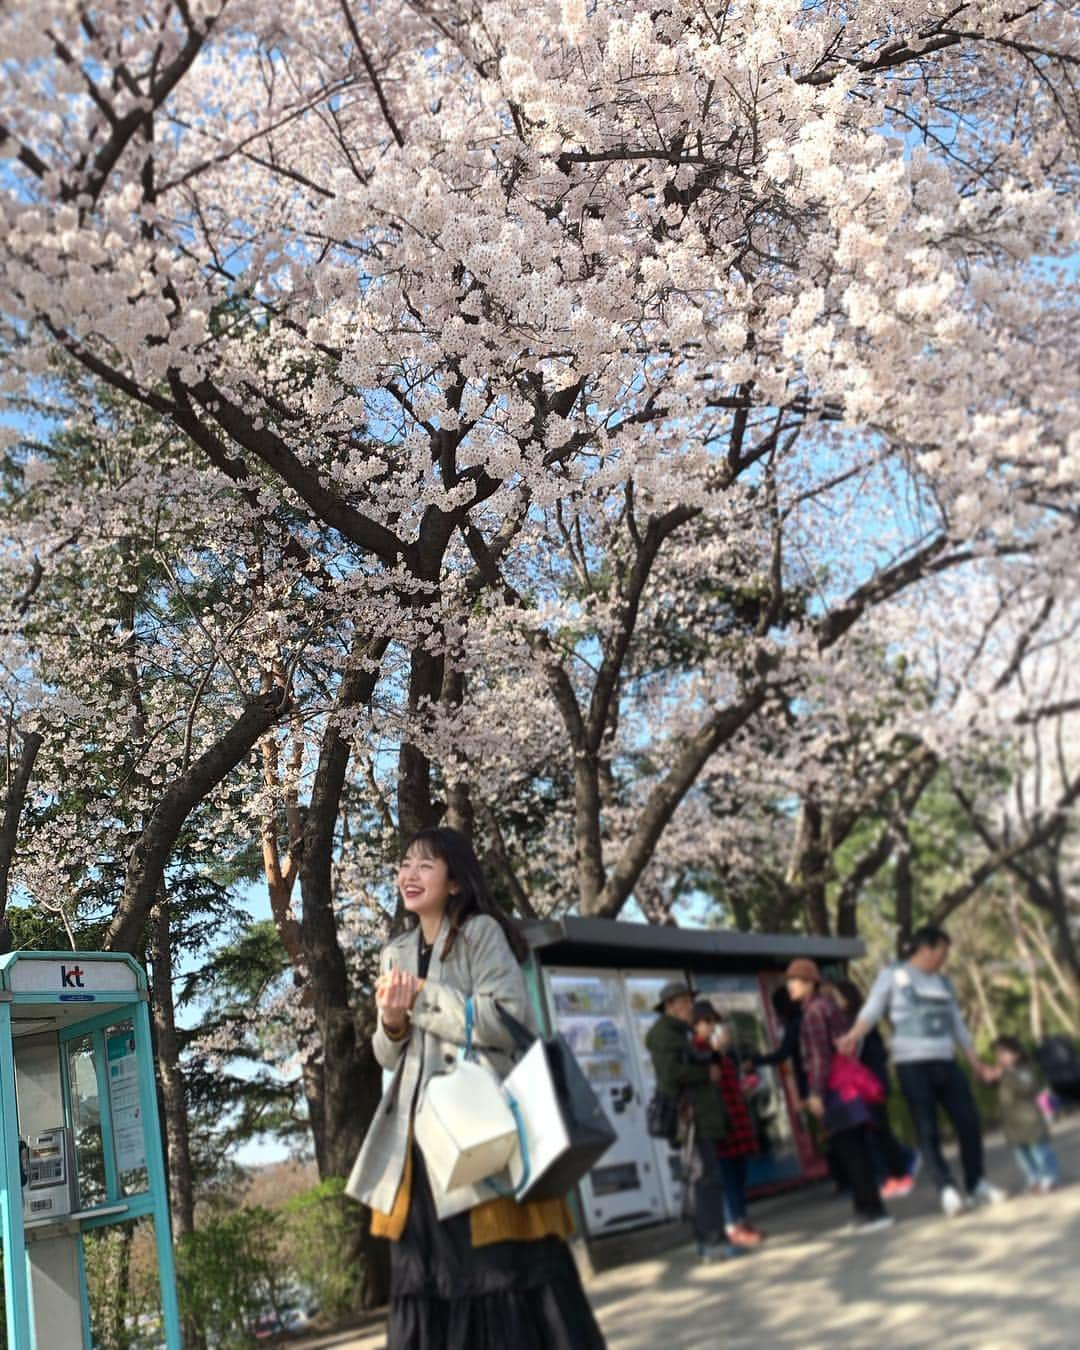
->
383 1014 410 1042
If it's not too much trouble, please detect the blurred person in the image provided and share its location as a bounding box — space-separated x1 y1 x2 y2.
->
787 960 893 1235
838 926 1005 1218
646 983 744 1262
987 1036 1061 1194
827 978 919 1200
691 1001 765 1250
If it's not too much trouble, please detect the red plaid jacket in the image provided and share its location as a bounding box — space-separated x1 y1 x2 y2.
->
799 994 849 1099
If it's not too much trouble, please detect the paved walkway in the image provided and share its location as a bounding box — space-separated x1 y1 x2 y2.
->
295 1119 1080 1350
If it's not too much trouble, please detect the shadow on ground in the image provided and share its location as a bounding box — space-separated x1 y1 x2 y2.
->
294 1118 1080 1350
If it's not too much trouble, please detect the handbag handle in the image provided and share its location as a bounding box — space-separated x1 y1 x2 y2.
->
484 1092 532 1200
495 1003 536 1054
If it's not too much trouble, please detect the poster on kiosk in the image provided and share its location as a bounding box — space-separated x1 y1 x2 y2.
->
0 951 181 1350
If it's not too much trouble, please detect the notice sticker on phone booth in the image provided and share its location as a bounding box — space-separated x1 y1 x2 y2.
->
106 1031 146 1174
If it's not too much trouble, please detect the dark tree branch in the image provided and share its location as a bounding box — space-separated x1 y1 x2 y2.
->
107 689 289 953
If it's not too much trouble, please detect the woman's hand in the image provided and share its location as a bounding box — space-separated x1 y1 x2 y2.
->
804 1094 825 1119
376 969 422 1034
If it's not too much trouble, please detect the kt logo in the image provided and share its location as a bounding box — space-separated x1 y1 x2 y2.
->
60 965 85 989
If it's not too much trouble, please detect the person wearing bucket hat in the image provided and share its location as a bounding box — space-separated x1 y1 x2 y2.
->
787 959 894 1235
653 979 695 1014
646 988 742 1263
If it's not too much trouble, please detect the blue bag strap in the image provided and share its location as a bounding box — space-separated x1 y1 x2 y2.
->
485 1091 531 1200
464 996 475 1060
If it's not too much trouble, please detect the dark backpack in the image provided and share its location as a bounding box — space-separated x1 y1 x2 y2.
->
646 1090 680 1143
1036 1035 1080 1087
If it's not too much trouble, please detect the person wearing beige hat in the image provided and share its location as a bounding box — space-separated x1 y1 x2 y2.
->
785 958 894 1234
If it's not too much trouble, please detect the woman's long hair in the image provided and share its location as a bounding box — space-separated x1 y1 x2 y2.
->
830 978 864 1018
401 826 529 964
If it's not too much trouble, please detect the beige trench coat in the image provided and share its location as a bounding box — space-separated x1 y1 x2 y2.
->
345 912 535 1220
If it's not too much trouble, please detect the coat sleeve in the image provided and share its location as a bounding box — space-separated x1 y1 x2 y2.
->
753 1018 798 1068
372 942 411 1072
857 967 894 1029
646 1020 710 1094
409 915 528 1051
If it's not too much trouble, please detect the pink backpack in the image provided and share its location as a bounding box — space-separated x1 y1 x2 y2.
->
828 1052 886 1106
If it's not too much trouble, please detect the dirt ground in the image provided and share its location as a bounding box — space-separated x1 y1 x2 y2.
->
293 1117 1080 1350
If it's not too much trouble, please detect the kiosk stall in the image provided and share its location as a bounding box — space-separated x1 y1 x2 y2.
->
0 950 181 1349
522 917 864 1242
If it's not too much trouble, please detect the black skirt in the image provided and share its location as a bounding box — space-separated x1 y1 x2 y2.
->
389 1148 607 1350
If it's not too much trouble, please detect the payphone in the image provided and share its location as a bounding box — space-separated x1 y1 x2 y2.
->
0 951 181 1349
21 1125 73 1222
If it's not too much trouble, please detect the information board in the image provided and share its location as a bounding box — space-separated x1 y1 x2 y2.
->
106 1030 146 1174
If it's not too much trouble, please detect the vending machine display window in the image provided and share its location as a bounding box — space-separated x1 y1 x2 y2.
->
544 969 668 1233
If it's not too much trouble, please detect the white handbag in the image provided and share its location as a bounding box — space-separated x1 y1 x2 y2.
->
414 999 520 1194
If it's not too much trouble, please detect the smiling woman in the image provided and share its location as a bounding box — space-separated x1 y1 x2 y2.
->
346 826 605 1350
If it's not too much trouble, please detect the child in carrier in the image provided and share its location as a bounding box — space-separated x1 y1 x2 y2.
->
987 1035 1062 1194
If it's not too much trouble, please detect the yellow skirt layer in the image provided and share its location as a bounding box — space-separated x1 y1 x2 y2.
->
370 1146 574 1247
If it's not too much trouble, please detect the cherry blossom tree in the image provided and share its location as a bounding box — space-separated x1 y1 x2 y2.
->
3 0 1080 1307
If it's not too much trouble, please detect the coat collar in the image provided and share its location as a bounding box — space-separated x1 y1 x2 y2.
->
394 910 452 982
418 907 448 982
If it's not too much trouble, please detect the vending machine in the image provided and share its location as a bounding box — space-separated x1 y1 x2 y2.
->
542 968 670 1233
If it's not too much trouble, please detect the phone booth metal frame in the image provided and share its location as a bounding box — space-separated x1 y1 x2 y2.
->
0 951 181 1349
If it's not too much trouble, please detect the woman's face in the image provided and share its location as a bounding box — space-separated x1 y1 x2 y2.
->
693 1017 716 1042
786 976 814 1004
398 846 457 918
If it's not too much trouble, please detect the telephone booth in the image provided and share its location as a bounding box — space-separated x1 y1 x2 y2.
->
0 951 181 1349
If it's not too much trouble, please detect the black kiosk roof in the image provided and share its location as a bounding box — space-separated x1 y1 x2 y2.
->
522 915 864 975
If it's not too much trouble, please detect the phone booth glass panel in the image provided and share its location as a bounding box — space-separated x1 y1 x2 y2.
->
0 952 181 1350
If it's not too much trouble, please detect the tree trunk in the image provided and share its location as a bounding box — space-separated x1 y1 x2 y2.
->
791 795 830 936
965 954 999 1042
894 834 913 957
1042 862 1080 1013
573 753 606 912
0 728 43 952
398 647 442 841
298 644 389 1307
149 892 206 1348
149 893 196 1236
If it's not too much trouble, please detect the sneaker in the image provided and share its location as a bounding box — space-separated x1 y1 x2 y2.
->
1037 1178 1059 1194
698 1241 748 1262
941 1185 966 1217
880 1175 916 1200
846 1215 895 1235
971 1179 1007 1207
727 1223 764 1247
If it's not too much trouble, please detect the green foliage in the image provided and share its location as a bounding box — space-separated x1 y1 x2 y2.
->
282 1178 357 1323
83 1221 163 1350
179 919 308 1161
176 1206 288 1349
